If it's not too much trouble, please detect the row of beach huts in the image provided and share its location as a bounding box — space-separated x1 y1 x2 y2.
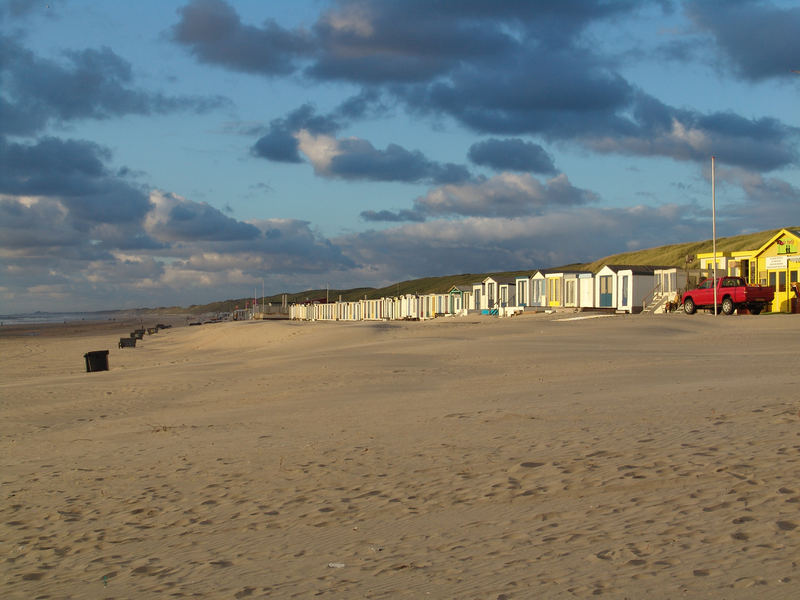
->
289 265 704 321
285 228 799 320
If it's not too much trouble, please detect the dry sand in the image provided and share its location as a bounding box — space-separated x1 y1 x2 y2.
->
1 312 799 598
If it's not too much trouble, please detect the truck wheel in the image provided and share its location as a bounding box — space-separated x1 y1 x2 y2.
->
683 298 696 314
722 297 735 315
750 305 762 315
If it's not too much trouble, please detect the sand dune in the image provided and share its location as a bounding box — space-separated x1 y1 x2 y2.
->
2 314 799 598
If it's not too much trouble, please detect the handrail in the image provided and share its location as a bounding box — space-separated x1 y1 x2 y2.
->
641 281 662 309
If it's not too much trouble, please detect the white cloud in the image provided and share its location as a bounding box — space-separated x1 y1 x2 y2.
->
295 129 342 174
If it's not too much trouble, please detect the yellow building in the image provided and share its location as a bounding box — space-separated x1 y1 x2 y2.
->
729 228 800 313
696 228 800 313
696 253 728 273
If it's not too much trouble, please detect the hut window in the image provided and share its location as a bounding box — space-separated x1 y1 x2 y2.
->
548 278 560 302
599 275 612 294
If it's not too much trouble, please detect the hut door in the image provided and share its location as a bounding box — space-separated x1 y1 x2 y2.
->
621 275 629 308
599 276 613 307
566 280 575 305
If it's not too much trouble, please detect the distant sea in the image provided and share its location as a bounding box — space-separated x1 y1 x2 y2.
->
0 311 127 326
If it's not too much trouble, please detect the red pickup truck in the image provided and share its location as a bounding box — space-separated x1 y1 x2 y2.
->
681 276 774 315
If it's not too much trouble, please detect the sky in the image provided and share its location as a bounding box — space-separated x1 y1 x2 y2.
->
1 0 798 313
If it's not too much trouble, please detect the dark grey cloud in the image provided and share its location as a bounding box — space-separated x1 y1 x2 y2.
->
252 127 302 163
171 0 313 75
251 104 341 163
0 136 154 228
327 139 471 184
0 192 163 263
468 138 556 174
0 34 227 136
334 89 387 121
168 0 641 119
307 0 638 84
686 0 800 81
172 0 640 84
307 3 511 84
0 196 86 252
253 105 471 184
148 192 260 242
167 202 259 241
360 209 426 223
1 131 337 299
403 49 636 138
0 135 172 257
0 136 108 194
176 1 797 173
582 92 799 171
250 219 357 273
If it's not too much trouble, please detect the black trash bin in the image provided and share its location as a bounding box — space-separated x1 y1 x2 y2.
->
84 350 109 373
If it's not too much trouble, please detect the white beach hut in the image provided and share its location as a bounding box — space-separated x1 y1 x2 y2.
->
578 272 595 308
481 277 498 312
563 271 593 309
596 265 662 313
544 272 566 308
530 271 548 307
479 276 516 314
497 278 516 309
515 275 531 308
618 266 653 313
471 283 484 311
595 265 619 309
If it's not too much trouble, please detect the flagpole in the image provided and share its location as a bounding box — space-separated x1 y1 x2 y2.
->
712 156 718 315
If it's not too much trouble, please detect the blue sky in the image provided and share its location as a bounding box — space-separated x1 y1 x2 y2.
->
1 0 798 313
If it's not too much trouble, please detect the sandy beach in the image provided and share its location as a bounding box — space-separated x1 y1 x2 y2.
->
2 313 799 598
